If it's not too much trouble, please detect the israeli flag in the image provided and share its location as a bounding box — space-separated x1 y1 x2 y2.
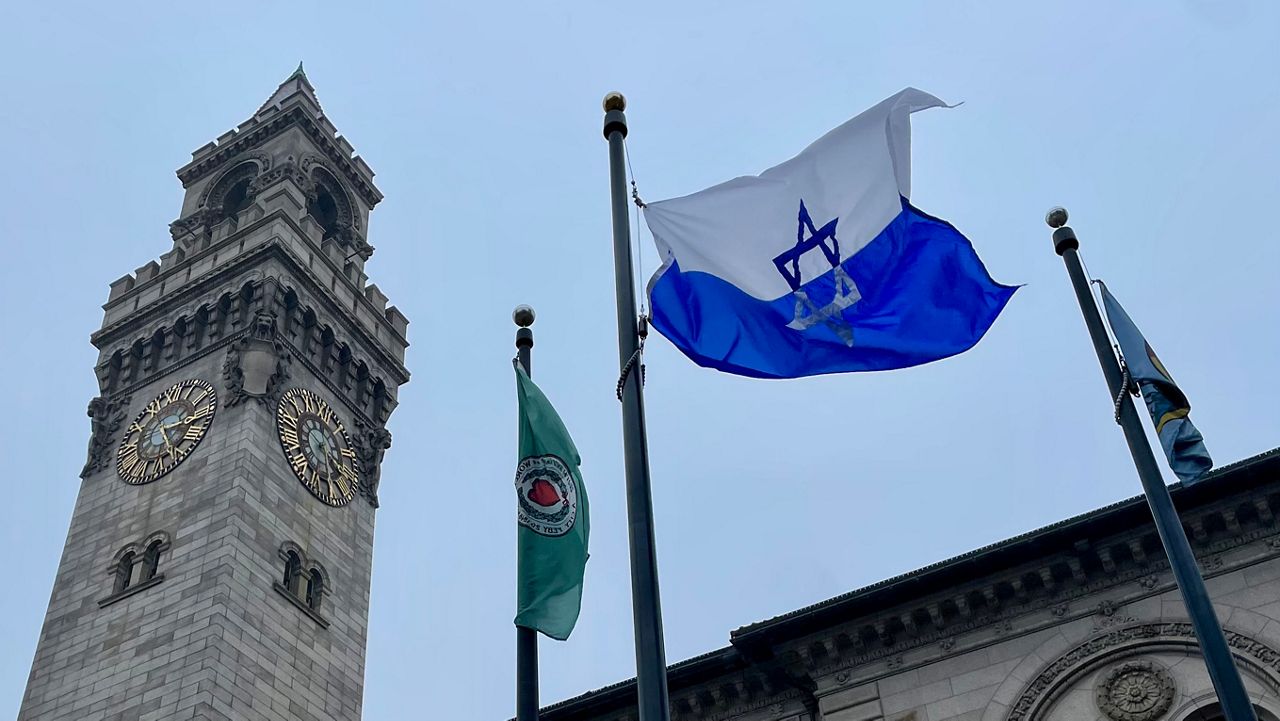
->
644 88 1016 379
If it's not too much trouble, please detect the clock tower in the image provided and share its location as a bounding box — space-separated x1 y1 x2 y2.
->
18 67 409 721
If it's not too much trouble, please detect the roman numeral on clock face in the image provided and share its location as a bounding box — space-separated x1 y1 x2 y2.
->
117 379 217 485
277 387 359 507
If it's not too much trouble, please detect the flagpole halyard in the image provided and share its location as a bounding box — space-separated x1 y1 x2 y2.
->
1047 208 1257 721
603 92 672 721
513 304 539 721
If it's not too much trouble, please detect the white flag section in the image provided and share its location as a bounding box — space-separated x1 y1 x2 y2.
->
643 88 1016 379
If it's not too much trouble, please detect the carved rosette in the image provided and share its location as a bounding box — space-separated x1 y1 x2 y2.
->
350 418 392 508
1004 623 1280 721
222 311 291 407
1095 661 1175 721
81 394 131 478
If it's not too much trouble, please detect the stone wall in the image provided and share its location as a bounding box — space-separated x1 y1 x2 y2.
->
19 351 378 720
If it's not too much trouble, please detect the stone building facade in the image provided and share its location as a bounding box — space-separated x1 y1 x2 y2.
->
542 448 1280 721
17 68 409 720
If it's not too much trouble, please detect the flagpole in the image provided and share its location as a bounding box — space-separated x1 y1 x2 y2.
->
602 92 671 721
514 304 539 721
1047 207 1257 721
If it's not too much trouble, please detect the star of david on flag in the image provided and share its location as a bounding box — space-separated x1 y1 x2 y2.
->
643 88 1017 379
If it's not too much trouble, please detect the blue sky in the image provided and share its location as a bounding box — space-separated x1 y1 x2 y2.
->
2 2 1277 719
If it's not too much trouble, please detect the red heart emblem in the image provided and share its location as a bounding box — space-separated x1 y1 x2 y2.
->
526 478 561 507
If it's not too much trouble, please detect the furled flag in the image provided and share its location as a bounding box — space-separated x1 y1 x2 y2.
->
513 363 590 640
643 88 1016 379
1098 282 1213 484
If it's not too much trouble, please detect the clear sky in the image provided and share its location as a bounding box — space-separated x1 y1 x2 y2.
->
2 2 1278 719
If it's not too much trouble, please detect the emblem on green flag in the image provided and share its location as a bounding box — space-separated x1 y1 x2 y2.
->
514 363 589 640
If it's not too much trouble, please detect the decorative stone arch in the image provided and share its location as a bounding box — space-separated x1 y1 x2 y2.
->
301 156 358 239
275 541 332 621
140 530 171 551
1002 623 1280 721
277 540 309 566
107 542 144 574
303 559 330 610
1171 695 1280 721
199 155 268 224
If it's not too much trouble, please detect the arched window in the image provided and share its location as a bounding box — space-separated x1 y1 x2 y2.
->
307 185 341 239
115 552 135 593
305 568 323 611
275 543 330 626
221 178 252 220
283 551 302 594
1183 703 1279 721
202 161 259 227
141 541 162 582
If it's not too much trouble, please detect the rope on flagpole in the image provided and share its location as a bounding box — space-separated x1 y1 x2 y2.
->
618 136 649 402
1114 357 1134 424
616 315 647 401
624 138 648 318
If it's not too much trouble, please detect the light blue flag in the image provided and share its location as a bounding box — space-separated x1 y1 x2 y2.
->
643 88 1016 379
1099 282 1213 484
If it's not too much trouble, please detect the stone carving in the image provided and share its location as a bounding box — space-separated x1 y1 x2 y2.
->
1095 661 1175 721
169 209 211 244
1007 623 1280 721
351 418 392 508
886 655 905 670
1136 575 1159 591
940 637 957 651
1199 555 1224 572
197 153 269 209
247 161 313 200
1093 600 1137 631
1267 537 1280 552
222 312 290 407
1051 603 1070 617
81 394 131 478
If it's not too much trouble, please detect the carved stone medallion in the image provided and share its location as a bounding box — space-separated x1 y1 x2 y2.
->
222 311 290 407
1095 661 1175 721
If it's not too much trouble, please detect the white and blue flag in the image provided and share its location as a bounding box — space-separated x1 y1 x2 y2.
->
643 88 1016 379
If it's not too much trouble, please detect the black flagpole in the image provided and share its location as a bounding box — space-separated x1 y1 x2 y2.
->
602 92 672 721
1047 207 1257 721
514 304 539 721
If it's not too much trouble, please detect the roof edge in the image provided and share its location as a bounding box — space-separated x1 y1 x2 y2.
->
731 446 1280 643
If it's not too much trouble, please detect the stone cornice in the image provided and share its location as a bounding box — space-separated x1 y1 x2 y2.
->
783 486 1280 682
733 448 1280 647
176 104 382 207
93 211 408 385
803 529 1280 692
538 452 1280 720
101 326 384 432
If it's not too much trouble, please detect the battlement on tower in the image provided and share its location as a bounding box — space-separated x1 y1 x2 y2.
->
101 207 411 352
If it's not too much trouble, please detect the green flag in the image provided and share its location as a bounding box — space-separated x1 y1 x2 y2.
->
514 363 589 640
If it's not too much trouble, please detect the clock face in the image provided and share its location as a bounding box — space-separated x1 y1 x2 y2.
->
117 379 217 484
276 388 360 507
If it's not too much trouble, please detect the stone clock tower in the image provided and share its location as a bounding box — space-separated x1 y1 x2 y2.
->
17 67 409 721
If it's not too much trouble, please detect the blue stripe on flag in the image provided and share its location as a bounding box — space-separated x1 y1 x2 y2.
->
649 199 1017 379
